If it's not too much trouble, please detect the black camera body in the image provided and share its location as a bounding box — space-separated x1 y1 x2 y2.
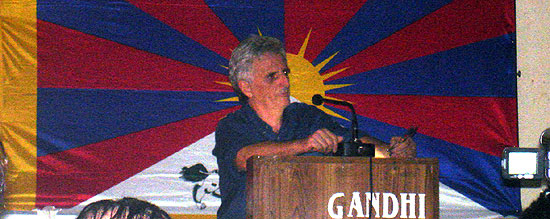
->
501 147 546 180
501 128 550 180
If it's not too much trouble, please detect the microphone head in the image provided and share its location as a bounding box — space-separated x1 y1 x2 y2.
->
312 94 324 105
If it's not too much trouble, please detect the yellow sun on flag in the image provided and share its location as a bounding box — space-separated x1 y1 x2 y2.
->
286 31 353 120
217 30 353 120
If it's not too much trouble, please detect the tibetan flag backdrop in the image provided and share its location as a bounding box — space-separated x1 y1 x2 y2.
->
1 0 518 218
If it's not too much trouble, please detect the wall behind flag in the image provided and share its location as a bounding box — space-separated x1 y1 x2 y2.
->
516 0 550 208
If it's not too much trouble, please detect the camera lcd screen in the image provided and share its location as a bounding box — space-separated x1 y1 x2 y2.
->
501 147 543 180
508 151 538 175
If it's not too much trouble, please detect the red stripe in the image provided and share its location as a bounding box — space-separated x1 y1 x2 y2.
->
37 20 232 92
328 94 518 156
284 0 367 61
325 0 516 81
127 0 239 59
36 106 240 208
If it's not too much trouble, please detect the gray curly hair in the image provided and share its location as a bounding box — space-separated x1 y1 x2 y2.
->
229 35 287 103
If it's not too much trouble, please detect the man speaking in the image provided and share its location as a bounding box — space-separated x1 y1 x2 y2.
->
212 35 416 219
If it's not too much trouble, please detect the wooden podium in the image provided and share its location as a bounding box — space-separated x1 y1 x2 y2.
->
246 156 439 219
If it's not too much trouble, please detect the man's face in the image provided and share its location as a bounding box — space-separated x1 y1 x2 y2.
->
241 53 290 109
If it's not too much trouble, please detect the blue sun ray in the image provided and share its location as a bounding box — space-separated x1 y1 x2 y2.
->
326 34 516 97
205 0 285 41
37 0 228 74
37 88 238 156
313 0 452 72
329 106 521 216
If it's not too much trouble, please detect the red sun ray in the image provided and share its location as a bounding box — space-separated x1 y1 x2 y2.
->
38 20 232 92
284 0 367 61
328 93 518 157
36 106 240 208
127 0 239 59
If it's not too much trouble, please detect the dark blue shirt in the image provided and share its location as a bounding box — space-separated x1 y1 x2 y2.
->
212 102 350 219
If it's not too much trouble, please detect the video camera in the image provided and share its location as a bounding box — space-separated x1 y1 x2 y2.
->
501 128 550 180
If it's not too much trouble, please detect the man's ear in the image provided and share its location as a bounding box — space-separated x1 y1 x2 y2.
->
238 80 252 98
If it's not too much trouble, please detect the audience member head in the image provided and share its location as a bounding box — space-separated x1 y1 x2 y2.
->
228 35 287 103
76 197 171 219
520 189 550 219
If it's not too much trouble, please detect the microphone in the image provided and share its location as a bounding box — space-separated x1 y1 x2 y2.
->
311 94 324 105
312 94 358 140
312 94 373 156
312 94 353 108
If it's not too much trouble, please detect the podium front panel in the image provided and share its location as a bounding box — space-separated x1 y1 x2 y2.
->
246 156 438 219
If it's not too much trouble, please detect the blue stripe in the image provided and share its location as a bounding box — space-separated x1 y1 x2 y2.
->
37 0 228 74
313 0 452 71
329 106 521 216
205 0 285 42
419 135 521 216
37 88 238 156
326 34 517 97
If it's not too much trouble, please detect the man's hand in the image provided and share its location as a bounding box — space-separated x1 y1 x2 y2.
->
306 128 343 154
388 136 416 158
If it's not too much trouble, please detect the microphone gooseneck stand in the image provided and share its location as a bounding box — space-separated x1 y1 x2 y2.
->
312 94 375 157
312 94 376 219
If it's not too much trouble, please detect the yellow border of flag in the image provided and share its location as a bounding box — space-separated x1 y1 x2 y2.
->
1 0 38 210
